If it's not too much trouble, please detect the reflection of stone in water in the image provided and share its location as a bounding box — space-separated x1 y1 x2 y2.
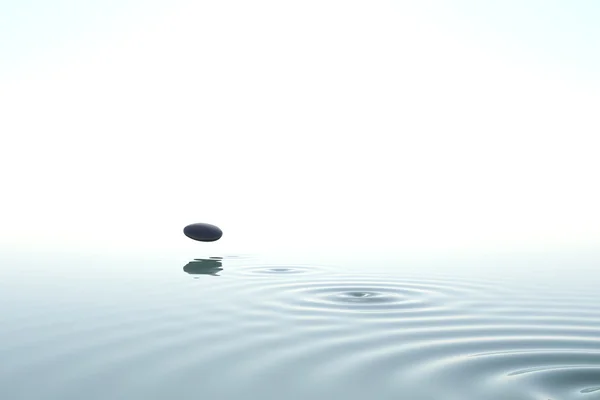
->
183 258 223 276
582 387 600 394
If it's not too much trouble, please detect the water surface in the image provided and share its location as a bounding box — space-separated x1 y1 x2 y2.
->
1 250 599 399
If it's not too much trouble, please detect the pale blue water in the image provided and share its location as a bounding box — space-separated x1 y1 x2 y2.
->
1 249 599 399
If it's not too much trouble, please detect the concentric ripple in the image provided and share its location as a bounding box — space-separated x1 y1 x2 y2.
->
236 273 488 319
232 264 332 277
273 280 437 314
384 308 600 399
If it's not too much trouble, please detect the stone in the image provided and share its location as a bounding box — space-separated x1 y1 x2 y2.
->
183 223 223 242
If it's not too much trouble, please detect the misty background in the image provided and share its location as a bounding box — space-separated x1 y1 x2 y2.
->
1 0 599 257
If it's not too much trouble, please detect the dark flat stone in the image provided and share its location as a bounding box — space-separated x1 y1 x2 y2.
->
183 223 223 242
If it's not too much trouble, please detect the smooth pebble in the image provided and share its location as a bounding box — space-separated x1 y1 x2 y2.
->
183 223 223 242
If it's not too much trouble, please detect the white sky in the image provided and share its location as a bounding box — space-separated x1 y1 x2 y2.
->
1 1 599 255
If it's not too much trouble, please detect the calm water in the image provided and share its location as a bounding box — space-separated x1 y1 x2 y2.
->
1 249 599 399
